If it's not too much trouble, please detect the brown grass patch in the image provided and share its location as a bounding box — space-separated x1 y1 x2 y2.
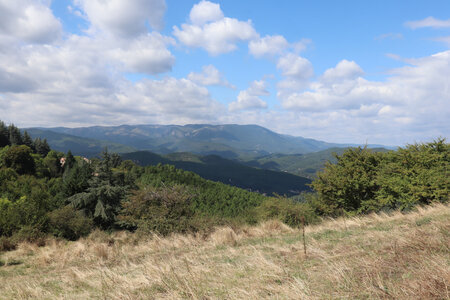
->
0 204 449 299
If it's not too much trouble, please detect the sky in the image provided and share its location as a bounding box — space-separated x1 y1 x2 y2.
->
0 0 449 145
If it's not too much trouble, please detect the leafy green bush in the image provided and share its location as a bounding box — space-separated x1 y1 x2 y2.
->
2 145 36 175
311 139 449 215
119 185 198 235
48 206 93 240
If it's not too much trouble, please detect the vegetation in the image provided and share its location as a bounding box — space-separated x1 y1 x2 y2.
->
121 151 312 196
311 139 449 215
0 119 448 251
0 203 448 299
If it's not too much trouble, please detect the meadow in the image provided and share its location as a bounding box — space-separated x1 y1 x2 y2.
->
1 203 448 299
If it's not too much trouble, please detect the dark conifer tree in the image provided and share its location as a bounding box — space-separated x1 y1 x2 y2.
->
65 150 76 169
8 124 23 145
22 131 34 151
0 121 9 147
35 138 51 156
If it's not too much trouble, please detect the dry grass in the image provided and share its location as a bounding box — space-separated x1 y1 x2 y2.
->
1 204 449 299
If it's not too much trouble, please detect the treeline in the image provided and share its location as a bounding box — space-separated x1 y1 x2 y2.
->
310 138 449 215
0 121 51 157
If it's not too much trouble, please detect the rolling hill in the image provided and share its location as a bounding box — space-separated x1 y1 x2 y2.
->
241 147 391 178
121 151 312 196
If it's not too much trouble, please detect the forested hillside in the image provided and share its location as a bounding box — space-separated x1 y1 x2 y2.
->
121 151 311 196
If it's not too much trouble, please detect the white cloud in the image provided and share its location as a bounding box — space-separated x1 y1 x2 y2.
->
229 80 269 111
277 53 314 79
249 35 289 57
173 1 258 55
0 0 62 44
405 16 450 29
277 51 450 144
187 65 234 88
74 0 166 37
109 33 175 74
321 59 364 83
189 0 224 25
276 53 314 93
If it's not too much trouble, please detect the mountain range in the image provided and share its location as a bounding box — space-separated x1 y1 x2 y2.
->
28 124 391 158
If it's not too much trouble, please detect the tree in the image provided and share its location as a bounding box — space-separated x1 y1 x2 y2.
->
34 138 51 156
64 150 76 170
22 131 34 151
2 145 36 175
8 124 22 146
0 121 10 147
311 147 382 214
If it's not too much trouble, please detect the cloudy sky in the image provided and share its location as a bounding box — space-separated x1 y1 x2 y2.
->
0 0 449 145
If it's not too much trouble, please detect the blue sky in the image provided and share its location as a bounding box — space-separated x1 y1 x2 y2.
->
0 0 449 145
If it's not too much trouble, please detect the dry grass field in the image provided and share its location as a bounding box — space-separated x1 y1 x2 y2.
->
1 204 449 299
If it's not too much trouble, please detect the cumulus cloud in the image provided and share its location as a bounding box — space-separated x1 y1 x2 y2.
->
173 1 258 55
229 80 269 111
189 0 224 25
249 35 289 57
321 60 364 83
405 16 450 29
108 33 175 74
0 0 62 44
74 0 166 36
276 53 314 93
277 51 450 143
187 65 234 88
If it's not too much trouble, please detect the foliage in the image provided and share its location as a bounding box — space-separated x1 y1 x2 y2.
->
119 185 197 235
48 206 93 240
311 139 449 215
2 145 36 175
254 196 319 227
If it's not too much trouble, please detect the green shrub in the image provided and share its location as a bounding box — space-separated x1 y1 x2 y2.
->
119 185 199 235
48 206 93 240
254 196 319 227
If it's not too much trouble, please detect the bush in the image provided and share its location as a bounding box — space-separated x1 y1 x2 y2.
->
48 206 93 240
254 196 319 227
119 185 199 236
0 236 16 252
10 226 47 247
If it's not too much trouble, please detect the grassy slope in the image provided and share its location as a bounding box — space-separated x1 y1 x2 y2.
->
1 204 449 299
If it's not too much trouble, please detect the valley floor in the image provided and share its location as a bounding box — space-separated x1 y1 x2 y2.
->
1 204 449 299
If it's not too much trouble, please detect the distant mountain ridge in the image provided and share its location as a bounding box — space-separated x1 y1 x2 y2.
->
30 124 390 158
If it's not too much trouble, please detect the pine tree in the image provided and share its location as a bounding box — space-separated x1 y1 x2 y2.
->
22 131 34 151
35 138 50 156
8 124 23 145
65 150 76 170
0 121 9 147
